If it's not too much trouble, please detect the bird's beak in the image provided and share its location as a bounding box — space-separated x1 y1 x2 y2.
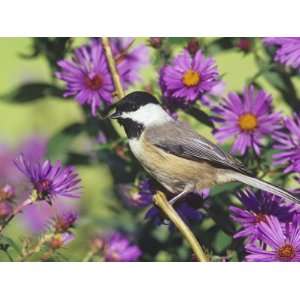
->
108 111 122 119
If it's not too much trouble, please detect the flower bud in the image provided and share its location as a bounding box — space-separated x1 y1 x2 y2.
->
54 212 78 233
115 145 129 160
0 201 13 219
50 233 74 249
143 84 154 95
90 235 105 252
236 38 252 52
186 38 200 56
97 131 107 144
0 184 15 202
148 37 163 49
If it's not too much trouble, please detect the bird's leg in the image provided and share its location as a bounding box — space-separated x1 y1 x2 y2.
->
169 185 194 206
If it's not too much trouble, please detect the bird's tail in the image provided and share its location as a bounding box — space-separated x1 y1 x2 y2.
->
230 172 300 205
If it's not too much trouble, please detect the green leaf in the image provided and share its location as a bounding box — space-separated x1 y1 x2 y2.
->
20 38 72 72
167 37 189 45
263 71 287 91
206 37 236 55
0 236 21 255
263 69 300 111
213 230 232 253
47 123 83 162
207 193 236 235
155 250 172 262
184 106 214 128
210 182 242 197
0 82 63 103
65 153 91 166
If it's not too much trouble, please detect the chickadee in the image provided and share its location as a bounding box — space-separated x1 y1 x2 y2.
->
109 91 299 205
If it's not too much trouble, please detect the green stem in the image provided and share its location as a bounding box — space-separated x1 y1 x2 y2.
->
154 192 208 262
82 250 96 262
18 233 53 262
3 249 14 262
102 37 125 99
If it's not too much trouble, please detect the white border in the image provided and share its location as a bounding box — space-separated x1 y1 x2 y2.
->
0 0 300 36
1 262 300 299
1 1 300 299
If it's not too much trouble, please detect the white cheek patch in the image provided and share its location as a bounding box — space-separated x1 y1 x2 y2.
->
122 103 172 127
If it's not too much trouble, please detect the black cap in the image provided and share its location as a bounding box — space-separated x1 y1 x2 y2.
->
115 91 159 113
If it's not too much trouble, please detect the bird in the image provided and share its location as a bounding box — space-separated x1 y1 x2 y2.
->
108 91 300 205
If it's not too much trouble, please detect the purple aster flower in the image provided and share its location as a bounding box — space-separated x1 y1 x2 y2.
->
56 40 114 116
21 199 80 233
245 215 300 262
230 190 294 240
103 232 141 262
53 211 78 233
118 179 154 208
272 114 300 173
263 37 300 69
119 177 207 227
0 136 47 187
14 154 81 203
159 49 219 103
110 37 149 88
213 85 281 155
12 137 75 233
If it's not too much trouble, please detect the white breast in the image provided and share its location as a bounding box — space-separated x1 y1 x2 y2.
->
128 138 144 160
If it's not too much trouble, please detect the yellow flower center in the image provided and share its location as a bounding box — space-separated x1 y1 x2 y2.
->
182 69 201 87
277 244 295 261
238 113 258 132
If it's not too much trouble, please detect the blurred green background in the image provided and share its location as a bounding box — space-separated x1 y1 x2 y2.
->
0 37 298 261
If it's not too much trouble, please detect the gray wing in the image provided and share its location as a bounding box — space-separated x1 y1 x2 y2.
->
145 121 252 176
